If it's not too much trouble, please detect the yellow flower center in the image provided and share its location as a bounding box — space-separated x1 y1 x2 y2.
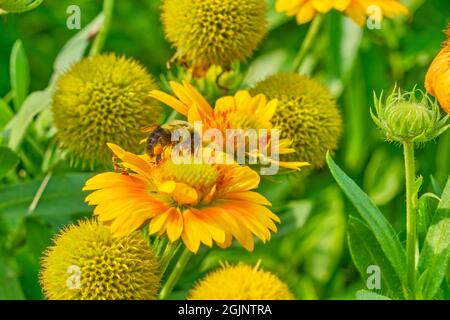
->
227 111 267 130
153 161 220 206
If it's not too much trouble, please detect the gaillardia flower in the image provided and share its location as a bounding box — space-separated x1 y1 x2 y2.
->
83 144 280 253
276 0 408 25
0 0 42 14
250 73 343 169
149 80 309 171
52 54 161 164
371 87 449 143
40 220 160 300
425 24 450 115
189 263 295 300
161 0 267 77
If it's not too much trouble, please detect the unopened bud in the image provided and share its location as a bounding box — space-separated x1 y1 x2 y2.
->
371 86 449 143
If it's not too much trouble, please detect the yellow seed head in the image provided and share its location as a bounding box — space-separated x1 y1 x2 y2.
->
189 263 295 300
162 0 267 76
251 73 343 168
52 54 161 164
40 219 160 300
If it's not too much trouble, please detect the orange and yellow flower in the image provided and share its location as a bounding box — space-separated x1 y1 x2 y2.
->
276 0 408 25
425 24 450 115
83 143 280 253
149 81 309 171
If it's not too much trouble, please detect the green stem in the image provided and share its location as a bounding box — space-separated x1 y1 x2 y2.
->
159 247 192 300
292 14 323 72
403 141 417 298
89 0 114 56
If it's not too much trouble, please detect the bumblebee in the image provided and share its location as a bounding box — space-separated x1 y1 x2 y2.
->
142 120 194 163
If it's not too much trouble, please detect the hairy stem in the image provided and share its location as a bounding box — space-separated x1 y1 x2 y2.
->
403 141 417 298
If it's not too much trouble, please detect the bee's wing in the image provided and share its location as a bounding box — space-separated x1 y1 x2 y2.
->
141 124 159 133
164 120 193 130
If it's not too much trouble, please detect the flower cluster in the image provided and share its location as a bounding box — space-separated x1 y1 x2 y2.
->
35 0 449 302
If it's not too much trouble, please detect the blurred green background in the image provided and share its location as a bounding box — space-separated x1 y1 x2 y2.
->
0 0 449 299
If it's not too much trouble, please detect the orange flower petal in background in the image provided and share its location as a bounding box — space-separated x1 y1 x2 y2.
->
425 25 450 115
276 0 408 26
83 144 280 253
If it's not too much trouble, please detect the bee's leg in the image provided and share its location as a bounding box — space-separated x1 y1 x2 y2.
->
112 155 121 172
156 154 162 164
112 155 129 175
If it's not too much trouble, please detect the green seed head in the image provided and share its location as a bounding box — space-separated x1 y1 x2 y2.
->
162 0 267 77
372 87 449 144
40 219 161 300
251 73 343 169
52 54 162 165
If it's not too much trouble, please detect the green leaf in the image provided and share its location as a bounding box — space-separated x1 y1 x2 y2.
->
0 0 43 14
4 14 104 151
363 148 404 206
326 153 407 287
6 89 51 151
276 199 313 237
50 13 104 85
356 289 391 300
348 216 403 297
0 147 19 179
417 193 439 243
0 254 25 300
0 98 13 131
418 177 450 299
15 253 42 300
9 40 30 111
0 173 92 230
24 217 53 260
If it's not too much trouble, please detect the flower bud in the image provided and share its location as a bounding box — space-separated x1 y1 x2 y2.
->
371 87 449 144
0 0 42 14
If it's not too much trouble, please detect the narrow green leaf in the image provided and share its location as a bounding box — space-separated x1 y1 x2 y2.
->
3 14 104 151
418 177 450 299
9 40 30 111
348 216 403 297
326 153 407 287
0 146 19 179
6 89 51 151
50 13 104 85
356 289 391 300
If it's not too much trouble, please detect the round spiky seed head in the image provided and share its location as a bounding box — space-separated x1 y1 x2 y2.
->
251 73 343 169
40 219 161 300
372 86 449 144
0 0 42 14
52 54 162 165
162 0 267 77
189 263 295 300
